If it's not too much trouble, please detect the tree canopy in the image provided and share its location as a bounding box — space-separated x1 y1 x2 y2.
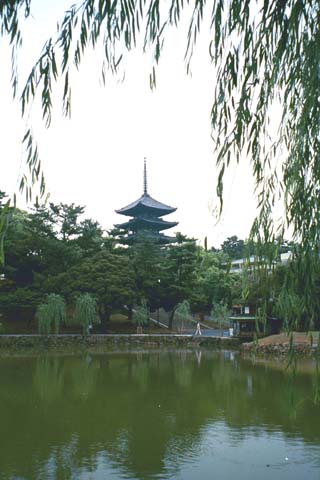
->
1 196 320 332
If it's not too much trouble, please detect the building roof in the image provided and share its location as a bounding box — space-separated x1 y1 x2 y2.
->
115 193 177 217
116 159 177 217
125 231 177 244
115 216 178 231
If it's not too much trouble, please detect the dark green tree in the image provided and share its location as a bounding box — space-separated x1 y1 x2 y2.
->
75 219 105 257
160 234 199 329
49 203 85 241
2 207 83 286
49 250 136 332
129 235 165 313
221 236 245 260
188 247 240 317
28 203 56 238
0 286 44 325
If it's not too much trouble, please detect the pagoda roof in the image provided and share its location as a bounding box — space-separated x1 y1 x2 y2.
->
124 232 177 245
115 216 178 232
115 193 177 217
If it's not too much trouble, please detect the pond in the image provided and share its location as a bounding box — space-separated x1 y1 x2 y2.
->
0 349 319 480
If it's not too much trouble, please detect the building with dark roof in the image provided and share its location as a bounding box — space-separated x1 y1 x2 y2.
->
115 160 178 244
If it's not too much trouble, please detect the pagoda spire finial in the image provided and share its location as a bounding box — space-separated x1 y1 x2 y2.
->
143 157 148 195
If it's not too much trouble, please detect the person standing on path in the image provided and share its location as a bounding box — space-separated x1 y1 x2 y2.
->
195 322 202 335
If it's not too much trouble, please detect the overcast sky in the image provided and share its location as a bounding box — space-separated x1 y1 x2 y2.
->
1 0 257 248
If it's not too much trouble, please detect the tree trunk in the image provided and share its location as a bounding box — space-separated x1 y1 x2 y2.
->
99 305 110 333
168 308 176 330
127 304 133 321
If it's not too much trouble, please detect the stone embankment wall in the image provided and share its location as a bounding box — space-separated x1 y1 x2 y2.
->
0 334 240 353
241 342 319 357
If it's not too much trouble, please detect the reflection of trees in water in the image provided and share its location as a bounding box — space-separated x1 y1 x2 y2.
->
174 360 193 388
312 364 320 406
70 354 99 399
36 433 80 480
33 357 64 403
33 355 100 402
0 351 319 480
131 357 149 392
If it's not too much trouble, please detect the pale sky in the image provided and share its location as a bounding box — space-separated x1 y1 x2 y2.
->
0 0 257 248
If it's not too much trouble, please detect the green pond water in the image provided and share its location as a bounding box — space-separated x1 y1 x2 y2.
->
0 349 320 480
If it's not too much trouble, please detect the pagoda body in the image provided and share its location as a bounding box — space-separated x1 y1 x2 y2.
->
115 161 178 244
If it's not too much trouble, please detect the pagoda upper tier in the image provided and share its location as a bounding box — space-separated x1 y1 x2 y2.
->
115 215 178 231
115 193 177 218
114 160 178 244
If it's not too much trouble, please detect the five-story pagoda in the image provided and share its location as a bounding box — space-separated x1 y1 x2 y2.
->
115 160 178 244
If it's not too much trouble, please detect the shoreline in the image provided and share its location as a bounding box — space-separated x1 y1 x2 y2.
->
241 332 320 358
0 332 319 358
0 333 239 355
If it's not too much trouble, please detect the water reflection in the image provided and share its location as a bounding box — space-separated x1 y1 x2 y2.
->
0 350 319 480
33 357 64 403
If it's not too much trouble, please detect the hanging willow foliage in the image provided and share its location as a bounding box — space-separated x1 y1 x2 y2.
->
209 1 320 327
36 294 66 335
133 300 149 327
36 303 51 335
2 1 319 231
1 1 320 323
0 192 13 265
74 293 98 335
